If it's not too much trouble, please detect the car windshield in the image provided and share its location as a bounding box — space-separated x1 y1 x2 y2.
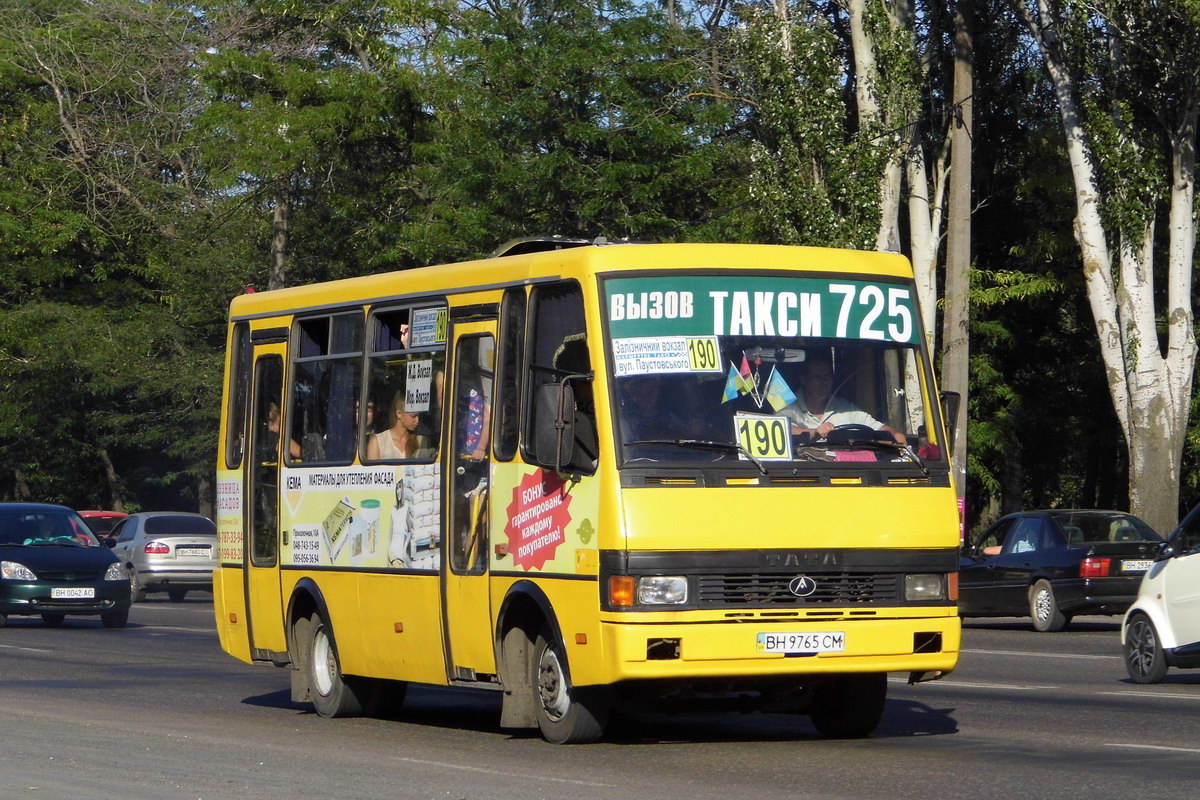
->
1049 512 1160 544
83 515 125 535
0 510 100 546
605 273 943 469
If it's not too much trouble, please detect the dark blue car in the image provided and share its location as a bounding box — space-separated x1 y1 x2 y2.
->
959 509 1162 632
0 503 131 628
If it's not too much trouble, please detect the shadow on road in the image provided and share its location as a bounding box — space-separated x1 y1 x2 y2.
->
241 685 959 743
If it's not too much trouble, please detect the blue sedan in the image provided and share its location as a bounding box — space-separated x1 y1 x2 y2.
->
959 509 1162 631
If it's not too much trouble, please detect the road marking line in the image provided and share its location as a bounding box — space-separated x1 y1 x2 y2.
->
1105 743 1200 754
0 644 52 653
964 648 1119 660
1099 691 1200 701
395 757 615 787
899 679 1056 690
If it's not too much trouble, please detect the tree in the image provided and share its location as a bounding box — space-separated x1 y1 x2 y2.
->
0 0 226 510
1017 0 1200 532
194 0 426 286
404 0 733 261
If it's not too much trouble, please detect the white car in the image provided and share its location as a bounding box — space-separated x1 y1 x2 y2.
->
1121 505 1200 683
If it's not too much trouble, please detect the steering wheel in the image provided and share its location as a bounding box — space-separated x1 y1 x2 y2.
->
822 424 878 443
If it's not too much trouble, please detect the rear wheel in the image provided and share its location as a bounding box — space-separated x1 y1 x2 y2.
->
1125 613 1168 684
101 607 129 628
306 613 367 718
167 588 188 602
809 673 887 739
1029 579 1067 632
41 613 66 627
531 628 609 744
129 570 147 603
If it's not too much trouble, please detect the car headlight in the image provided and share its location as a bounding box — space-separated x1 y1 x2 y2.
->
905 573 946 601
1 561 37 581
104 562 129 581
637 576 688 605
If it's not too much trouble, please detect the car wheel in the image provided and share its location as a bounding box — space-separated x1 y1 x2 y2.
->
531 627 610 744
306 613 368 718
41 613 66 628
129 570 147 603
0 614 6 628
809 673 888 739
101 607 129 628
1029 579 1067 632
1125 613 1168 684
167 588 188 602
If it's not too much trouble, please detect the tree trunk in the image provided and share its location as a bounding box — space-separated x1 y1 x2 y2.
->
270 173 290 291
197 474 214 519
98 447 124 513
1018 0 1197 533
941 0 973 501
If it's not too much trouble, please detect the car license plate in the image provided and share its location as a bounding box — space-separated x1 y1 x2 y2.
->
756 631 845 654
1122 559 1153 573
176 547 209 557
51 587 95 599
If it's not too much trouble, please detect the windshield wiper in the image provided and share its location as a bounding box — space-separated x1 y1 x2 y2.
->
625 439 769 475
799 438 929 476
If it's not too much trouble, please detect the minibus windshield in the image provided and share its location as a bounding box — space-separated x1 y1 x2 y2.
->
604 273 944 469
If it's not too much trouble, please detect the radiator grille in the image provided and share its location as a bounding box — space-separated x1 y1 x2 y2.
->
696 572 901 606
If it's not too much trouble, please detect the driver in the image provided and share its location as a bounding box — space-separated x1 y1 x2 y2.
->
781 352 906 444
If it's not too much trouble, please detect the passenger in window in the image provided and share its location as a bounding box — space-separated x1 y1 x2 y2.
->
781 352 906 444
265 401 302 460
367 391 434 460
457 358 490 463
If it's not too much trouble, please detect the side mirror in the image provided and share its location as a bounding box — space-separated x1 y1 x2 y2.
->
1155 540 1175 561
103 538 117 548
535 382 576 471
939 391 961 455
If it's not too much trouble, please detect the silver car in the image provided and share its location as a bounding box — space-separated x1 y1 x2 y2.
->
110 512 217 602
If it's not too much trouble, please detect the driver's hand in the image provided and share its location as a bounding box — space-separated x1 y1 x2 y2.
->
814 421 835 438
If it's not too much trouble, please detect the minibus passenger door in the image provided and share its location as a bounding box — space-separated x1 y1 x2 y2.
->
443 324 497 680
245 345 289 657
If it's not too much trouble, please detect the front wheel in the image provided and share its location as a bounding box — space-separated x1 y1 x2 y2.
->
531 628 609 744
1029 579 1067 632
809 673 887 739
306 613 367 718
101 607 129 628
1125 613 1168 684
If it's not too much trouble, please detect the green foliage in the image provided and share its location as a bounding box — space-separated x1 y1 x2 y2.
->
404 0 735 262
730 6 887 248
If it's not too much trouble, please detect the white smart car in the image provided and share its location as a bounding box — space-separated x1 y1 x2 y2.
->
1122 505 1200 683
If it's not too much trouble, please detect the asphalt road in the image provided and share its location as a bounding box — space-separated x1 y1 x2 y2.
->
1 601 1198 800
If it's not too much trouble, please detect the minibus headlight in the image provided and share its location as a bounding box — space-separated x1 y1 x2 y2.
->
104 562 129 581
637 576 688 605
905 573 945 601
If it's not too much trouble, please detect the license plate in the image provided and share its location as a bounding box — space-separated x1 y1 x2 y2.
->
756 631 845 654
51 587 95 599
176 547 209 557
1122 559 1153 573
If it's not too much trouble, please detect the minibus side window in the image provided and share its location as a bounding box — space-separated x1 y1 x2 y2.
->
493 287 526 462
523 281 597 475
289 312 363 464
224 321 251 469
